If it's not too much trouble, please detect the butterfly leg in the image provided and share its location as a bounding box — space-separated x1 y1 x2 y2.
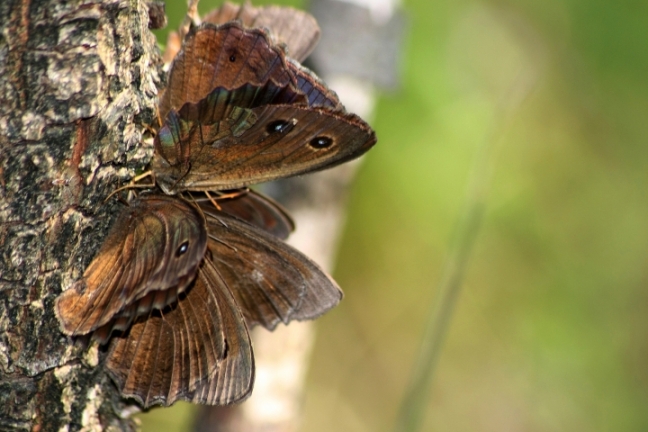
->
155 105 163 130
215 188 250 201
104 171 157 203
204 190 223 211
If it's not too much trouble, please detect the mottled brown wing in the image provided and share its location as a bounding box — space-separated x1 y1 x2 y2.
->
94 190 294 343
188 190 295 240
158 22 295 120
55 196 207 336
203 2 321 62
201 203 342 330
153 81 307 190
106 257 254 408
154 84 376 193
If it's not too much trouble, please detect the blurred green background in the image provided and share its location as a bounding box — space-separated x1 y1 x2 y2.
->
140 0 648 430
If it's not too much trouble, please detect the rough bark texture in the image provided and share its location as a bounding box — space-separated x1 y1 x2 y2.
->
0 0 161 430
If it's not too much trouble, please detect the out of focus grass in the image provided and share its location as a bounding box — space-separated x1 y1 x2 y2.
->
141 0 648 431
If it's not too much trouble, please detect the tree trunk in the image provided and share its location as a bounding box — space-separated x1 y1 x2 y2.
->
0 0 161 430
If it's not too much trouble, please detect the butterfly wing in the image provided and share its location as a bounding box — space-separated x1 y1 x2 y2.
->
189 190 295 240
159 22 295 120
203 2 321 62
106 257 254 407
160 21 343 119
155 87 376 192
154 81 307 173
201 203 342 330
287 58 343 109
154 21 374 194
55 196 207 336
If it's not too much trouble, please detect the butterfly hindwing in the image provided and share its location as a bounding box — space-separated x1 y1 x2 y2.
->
201 202 342 330
106 257 254 407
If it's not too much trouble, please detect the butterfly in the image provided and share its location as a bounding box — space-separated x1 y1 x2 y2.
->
55 4 376 407
152 21 374 194
104 191 341 406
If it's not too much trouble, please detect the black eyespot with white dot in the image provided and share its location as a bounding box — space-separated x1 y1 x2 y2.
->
266 120 293 134
176 241 189 257
309 136 333 149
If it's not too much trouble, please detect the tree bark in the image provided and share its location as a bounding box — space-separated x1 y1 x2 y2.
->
0 0 161 430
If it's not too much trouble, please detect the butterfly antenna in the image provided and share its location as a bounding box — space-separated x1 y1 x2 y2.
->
182 192 208 223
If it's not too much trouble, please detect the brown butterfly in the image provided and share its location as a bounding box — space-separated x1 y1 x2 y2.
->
56 7 374 408
152 22 374 194
103 192 341 407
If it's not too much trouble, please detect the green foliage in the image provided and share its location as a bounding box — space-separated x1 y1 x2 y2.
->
306 0 648 431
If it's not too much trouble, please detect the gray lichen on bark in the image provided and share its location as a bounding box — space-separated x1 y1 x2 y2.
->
0 0 162 430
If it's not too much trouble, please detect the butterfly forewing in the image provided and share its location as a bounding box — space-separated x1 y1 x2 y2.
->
153 82 311 193
158 100 376 192
55 196 207 336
